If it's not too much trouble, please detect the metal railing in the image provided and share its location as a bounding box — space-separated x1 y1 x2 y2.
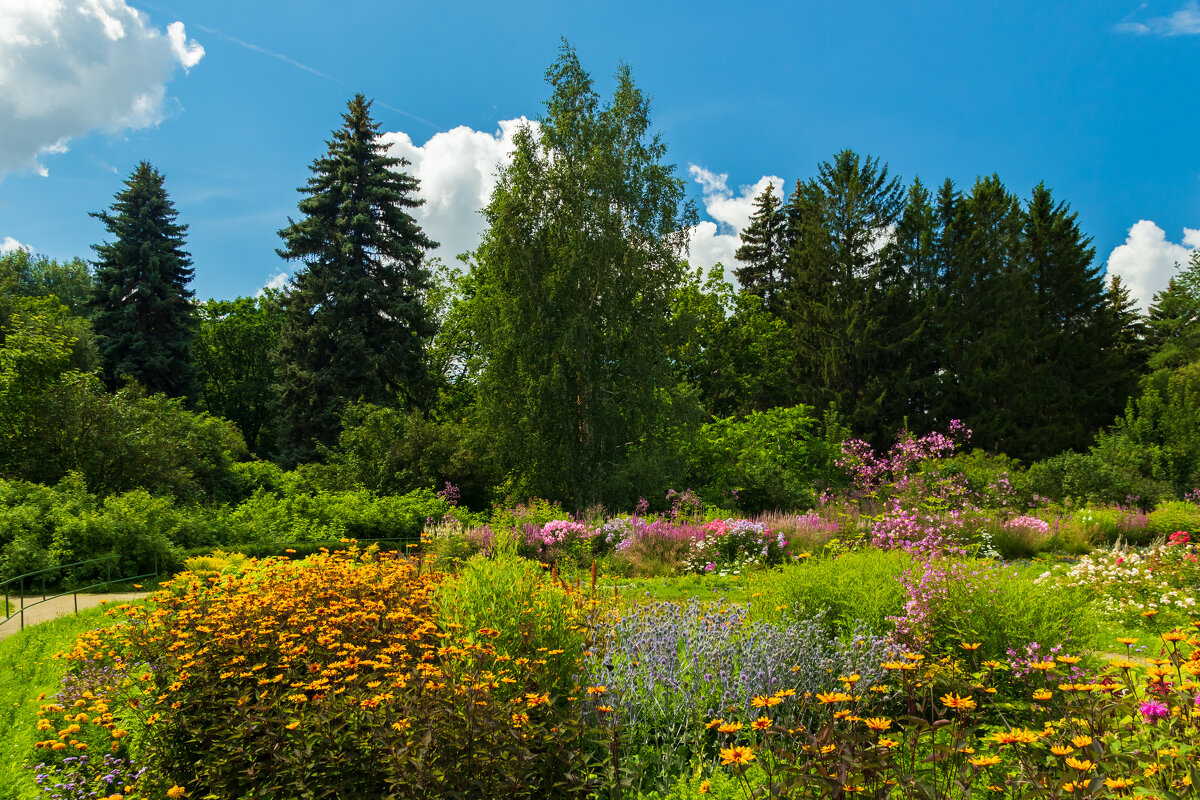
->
1 553 159 632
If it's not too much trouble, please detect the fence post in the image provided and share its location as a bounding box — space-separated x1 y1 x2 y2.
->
19 576 24 631
72 565 78 615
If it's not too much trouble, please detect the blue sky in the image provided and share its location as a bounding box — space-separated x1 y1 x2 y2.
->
1 0 1198 309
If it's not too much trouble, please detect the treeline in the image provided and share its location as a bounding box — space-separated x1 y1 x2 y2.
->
2 43 1200 519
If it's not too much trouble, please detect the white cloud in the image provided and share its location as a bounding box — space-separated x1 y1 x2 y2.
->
1116 1 1200 35
1 236 30 254
378 119 535 266
685 166 785 279
258 270 290 295
376 120 782 281
1105 220 1200 311
0 0 204 177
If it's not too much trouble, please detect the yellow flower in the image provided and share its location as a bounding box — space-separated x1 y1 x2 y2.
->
1116 637 1138 645
166 788 187 799
969 755 1002 767
960 642 982 651
1105 777 1135 789
586 686 607 695
990 728 1040 745
940 693 976 711
864 717 891 732
698 780 711 794
752 716 772 731
718 722 743 735
878 737 899 748
705 718 725 730
1070 734 1092 748
1064 757 1094 772
1032 689 1053 701
1050 745 1075 756
816 691 853 704
285 721 300 731
719 745 756 766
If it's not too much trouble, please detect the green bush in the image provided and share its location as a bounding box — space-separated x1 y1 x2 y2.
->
757 548 911 634
1021 450 1170 508
685 405 837 513
434 552 592 698
223 487 449 546
1147 500 1200 539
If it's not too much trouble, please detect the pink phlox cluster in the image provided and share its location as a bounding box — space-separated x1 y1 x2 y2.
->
1005 515 1050 534
1169 530 1190 546
538 519 590 550
703 518 728 537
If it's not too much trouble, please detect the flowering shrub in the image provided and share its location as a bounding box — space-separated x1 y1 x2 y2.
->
1045 538 1200 627
711 630 1200 798
583 601 889 793
681 519 791 576
50 547 610 799
839 422 984 556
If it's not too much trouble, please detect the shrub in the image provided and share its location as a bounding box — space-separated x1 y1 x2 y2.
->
1147 500 1200 540
223 487 449 546
1022 450 1170 508
61 548 608 799
685 405 836 513
989 515 1053 559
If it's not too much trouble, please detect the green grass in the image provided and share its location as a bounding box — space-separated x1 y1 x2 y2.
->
0 604 143 800
608 571 756 604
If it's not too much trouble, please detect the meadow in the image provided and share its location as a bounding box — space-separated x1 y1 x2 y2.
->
6 426 1200 800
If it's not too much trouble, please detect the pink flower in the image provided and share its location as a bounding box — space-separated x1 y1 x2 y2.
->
1169 530 1190 546
1139 699 1169 722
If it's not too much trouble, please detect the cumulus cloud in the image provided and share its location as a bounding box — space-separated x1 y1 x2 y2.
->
374 119 781 281
1115 1 1200 35
378 119 535 266
258 270 290 295
1 236 30 254
1105 220 1200 311
0 0 204 177
685 166 786 279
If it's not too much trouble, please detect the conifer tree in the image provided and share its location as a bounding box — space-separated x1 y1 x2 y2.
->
275 94 437 464
779 151 904 444
90 161 197 399
733 184 787 313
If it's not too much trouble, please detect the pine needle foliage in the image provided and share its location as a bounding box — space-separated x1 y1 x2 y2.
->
275 94 437 465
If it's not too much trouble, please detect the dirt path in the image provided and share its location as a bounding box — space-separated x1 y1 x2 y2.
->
0 593 147 642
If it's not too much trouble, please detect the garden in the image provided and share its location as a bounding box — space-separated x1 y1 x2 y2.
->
3 422 1199 800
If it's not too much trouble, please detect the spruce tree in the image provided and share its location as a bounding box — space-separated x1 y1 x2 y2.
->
276 94 437 464
733 184 787 313
90 161 197 399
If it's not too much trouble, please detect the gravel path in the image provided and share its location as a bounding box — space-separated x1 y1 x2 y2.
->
0 593 147 641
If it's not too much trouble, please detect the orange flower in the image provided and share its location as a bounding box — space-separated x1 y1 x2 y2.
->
940 693 976 711
960 642 982 651
751 716 772 731
864 717 891 732
969 755 1002 767
698 780 711 794
718 722 743 734
720 745 756 765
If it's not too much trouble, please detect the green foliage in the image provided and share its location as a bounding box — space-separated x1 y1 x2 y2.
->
670 268 795 419
90 161 198 399
328 402 492 508
1095 361 1200 497
0 248 94 318
1021 449 1170 508
225 487 448 545
463 43 699 509
733 183 787 314
435 552 590 696
275 94 437 465
0 297 95 482
1147 500 1200 539
757 549 911 633
193 294 283 454
686 405 833 512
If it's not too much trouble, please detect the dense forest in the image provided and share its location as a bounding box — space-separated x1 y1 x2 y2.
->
2 44 1199 564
